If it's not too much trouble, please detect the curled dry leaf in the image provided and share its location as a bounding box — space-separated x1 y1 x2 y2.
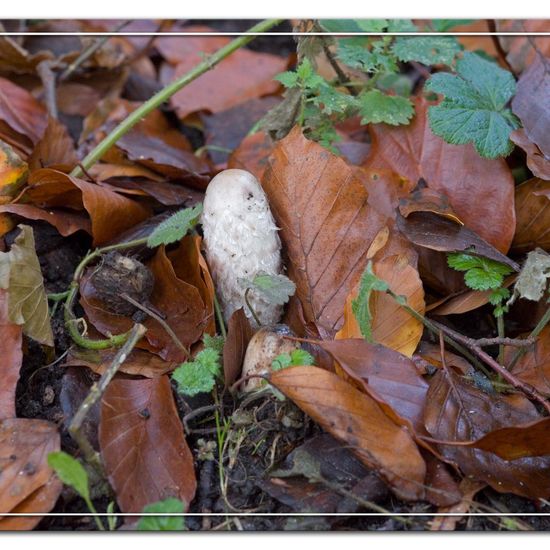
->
512 178 550 254
512 55 550 159
335 254 425 357
263 126 408 335
364 97 515 253
0 418 62 530
269 366 426 501
510 129 550 181
99 376 196 513
25 168 150 245
222 307 254 387
424 369 550 499
227 131 275 182
28 117 78 171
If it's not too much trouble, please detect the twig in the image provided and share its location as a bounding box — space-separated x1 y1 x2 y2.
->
70 19 283 178
320 38 359 96
476 336 536 348
68 323 147 474
36 60 58 119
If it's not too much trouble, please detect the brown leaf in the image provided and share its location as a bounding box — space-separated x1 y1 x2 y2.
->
263 127 399 335
0 139 28 201
424 369 550 499
422 451 462 507
512 55 550 158
0 288 22 420
81 246 207 362
508 325 550 396
99 376 196 513
28 117 78 171
223 307 254 387
364 97 516 253
510 129 550 181
25 169 150 245
227 131 275 181
270 366 426 500
0 418 62 528
0 77 48 144
512 178 550 254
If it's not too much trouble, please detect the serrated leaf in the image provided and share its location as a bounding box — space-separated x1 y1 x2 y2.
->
320 19 389 33
246 272 296 306
137 498 186 531
426 52 520 158
272 349 315 371
275 71 299 89
448 252 514 291
47 451 89 501
358 90 414 125
0 225 53 346
147 204 202 248
392 36 461 66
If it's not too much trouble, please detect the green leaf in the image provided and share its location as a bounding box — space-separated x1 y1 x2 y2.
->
0 225 53 346
376 73 413 96
320 19 389 33
351 262 390 342
48 451 89 501
147 204 202 248
137 498 186 531
386 20 418 32
392 36 461 66
426 52 520 158
358 89 414 125
431 19 475 32
447 253 514 291
275 70 299 89
272 349 315 371
202 333 224 354
245 272 296 305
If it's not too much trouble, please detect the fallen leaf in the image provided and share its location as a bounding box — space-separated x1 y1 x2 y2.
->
0 418 62 529
0 77 48 144
270 366 426 500
223 308 254 387
0 139 28 201
25 168 150 245
512 55 550 159
364 97 516 253
423 369 550 499
422 451 462 507
99 376 196 513
262 126 402 335
510 129 550 181
28 117 78 171
0 225 53 346
227 131 275 181
512 178 550 254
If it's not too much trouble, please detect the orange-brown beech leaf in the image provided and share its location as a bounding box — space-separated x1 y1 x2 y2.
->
398 185 463 225
81 246 207 362
423 369 550 499
227 131 275 182
364 97 516 253
428 275 517 316
512 55 550 159
0 288 22 420
336 255 425 357
512 178 550 254
0 419 62 528
28 117 78 171
263 127 406 335
416 342 472 375
0 139 28 201
422 451 462 507
223 308 254 387
0 77 47 144
320 339 429 433
25 169 150 245
99 376 196 513
508 325 550 396
269 366 426 501
510 129 550 181
0 204 91 238
397 212 519 272
65 347 176 378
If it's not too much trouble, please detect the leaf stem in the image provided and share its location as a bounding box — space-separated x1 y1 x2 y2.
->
213 292 227 340
70 19 283 177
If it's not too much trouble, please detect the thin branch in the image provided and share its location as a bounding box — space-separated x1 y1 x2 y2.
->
36 60 58 119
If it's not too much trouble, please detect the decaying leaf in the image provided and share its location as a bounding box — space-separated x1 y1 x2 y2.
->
99 375 196 513
270 366 427 501
0 139 28 201
510 248 550 303
223 308 254 387
28 117 78 171
510 129 550 181
0 225 53 346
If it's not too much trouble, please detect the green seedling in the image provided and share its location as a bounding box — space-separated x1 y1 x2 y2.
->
137 498 186 531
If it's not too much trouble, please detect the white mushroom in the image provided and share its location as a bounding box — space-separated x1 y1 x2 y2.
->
201 169 283 326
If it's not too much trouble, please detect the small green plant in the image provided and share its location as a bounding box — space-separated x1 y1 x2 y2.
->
447 252 514 316
172 335 224 396
147 204 203 248
243 272 296 306
272 349 315 370
47 451 108 531
137 498 186 531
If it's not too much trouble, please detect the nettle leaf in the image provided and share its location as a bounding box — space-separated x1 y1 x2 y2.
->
447 252 514 291
47 451 89 501
0 225 53 346
392 36 461 66
147 204 202 248
426 52 520 158
351 262 390 342
275 71 299 89
138 498 186 531
244 272 296 306
358 89 414 125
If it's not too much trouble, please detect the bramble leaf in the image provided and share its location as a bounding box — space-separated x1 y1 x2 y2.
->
137 498 186 531
358 89 414 125
147 204 202 248
426 52 520 158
